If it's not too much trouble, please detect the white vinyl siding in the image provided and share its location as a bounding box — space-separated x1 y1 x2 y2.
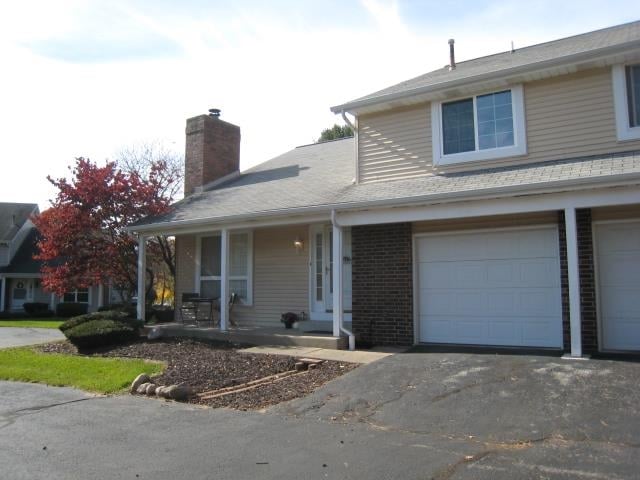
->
357 67 640 181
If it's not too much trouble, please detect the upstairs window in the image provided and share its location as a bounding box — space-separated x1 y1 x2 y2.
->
432 85 526 166
612 64 640 141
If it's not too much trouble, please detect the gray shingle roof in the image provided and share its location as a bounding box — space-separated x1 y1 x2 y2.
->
0 228 43 274
0 203 38 243
332 20 640 112
133 139 640 230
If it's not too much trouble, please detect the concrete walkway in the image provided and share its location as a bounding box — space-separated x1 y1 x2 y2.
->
241 345 404 364
0 327 64 349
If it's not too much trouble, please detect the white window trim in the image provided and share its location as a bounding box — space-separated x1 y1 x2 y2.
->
195 231 253 306
62 287 90 304
431 84 527 166
612 64 640 142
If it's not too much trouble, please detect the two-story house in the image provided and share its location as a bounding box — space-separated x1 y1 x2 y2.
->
0 202 106 313
131 21 640 356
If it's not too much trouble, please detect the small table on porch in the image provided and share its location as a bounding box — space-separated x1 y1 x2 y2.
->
180 296 218 326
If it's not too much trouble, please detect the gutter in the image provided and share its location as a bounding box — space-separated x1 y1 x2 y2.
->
128 171 640 234
330 40 640 114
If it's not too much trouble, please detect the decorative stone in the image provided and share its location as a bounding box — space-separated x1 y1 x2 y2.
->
163 384 192 401
136 383 152 394
145 383 157 395
130 374 151 393
148 328 162 340
156 386 169 398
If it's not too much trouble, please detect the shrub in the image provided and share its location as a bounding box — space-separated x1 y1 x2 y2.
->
60 311 142 349
63 319 138 349
59 310 131 332
56 302 89 318
98 303 137 319
23 302 50 315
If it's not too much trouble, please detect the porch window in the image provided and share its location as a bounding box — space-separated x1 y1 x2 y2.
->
199 232 252 305
612 63 640 141
63 288 89 303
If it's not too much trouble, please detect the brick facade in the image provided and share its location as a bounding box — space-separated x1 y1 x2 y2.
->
351 223 413 346
558 209 598 353
184 115 240 196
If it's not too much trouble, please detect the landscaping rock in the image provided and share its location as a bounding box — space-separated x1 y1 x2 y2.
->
147 328 162 340
137 383 152 394
163 384 191 401
155 386 169 398
130 374 151 393
145 383 157 395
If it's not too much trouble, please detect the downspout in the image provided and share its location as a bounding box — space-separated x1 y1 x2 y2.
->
331 209 356 351
340 110 356 131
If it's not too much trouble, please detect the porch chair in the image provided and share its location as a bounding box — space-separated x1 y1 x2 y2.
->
179 293 200 324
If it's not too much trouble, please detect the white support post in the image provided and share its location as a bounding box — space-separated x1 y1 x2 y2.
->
332 224 343 338
49 293 55 312
0 276 5 312
97 284 104 308
220 228 229 331
137 235 147 321
565 208 583 358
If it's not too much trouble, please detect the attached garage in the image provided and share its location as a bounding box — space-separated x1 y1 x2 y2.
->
415 227 563 348
594 221 640 352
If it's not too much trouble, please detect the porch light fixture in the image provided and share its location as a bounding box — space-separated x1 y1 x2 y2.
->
293 237 304 252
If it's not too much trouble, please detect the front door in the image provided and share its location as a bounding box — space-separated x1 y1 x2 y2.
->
311 226 352 315
11 279 32 311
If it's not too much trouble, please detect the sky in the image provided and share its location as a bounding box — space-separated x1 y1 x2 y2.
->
0 0 638 210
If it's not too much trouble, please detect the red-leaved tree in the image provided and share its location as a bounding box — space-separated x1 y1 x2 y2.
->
34 157 173 300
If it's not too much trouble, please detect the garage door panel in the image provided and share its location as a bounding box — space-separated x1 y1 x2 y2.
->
417 227 562 348
600 287 640 316
598 225 640 253
598 253 640 286
596 221 640 351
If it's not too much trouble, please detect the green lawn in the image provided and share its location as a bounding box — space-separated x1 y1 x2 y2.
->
0 347 164 394
0 319 65 329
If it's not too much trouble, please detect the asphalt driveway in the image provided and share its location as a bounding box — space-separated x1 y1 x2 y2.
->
0 327 64 349
1 350 639 479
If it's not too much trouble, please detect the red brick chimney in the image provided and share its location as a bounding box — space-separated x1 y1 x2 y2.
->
184 109 241 196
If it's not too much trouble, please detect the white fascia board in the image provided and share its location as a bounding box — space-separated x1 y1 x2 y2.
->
337 185 640 227
330 42 640 115
129 173 640 235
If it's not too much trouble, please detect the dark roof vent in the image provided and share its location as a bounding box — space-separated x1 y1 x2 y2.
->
448 39 456 71
208 108 221 118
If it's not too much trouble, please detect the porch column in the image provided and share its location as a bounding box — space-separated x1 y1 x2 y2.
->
0 276 5 312
50 293 55 312
219 228 229 331
332 224 343 337
97 284 104 308
564 207 582 357
137 235 147 321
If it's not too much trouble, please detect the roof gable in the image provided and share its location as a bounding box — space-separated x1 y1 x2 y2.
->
0 203 38 243
332 20 640 114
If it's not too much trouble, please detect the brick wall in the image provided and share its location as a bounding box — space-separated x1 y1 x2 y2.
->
351 223 413 346
558 209 598 353
184 115 240 196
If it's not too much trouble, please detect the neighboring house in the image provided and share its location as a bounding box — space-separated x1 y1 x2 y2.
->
131 21 640 355
0 203 106 313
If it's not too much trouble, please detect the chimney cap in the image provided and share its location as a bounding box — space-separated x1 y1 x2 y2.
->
208 108 221 118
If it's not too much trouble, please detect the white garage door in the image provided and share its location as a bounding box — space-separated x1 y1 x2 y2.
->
416 227 562 348
595 221 640 351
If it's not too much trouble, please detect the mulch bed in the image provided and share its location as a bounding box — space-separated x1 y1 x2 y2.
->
38 338 357 410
